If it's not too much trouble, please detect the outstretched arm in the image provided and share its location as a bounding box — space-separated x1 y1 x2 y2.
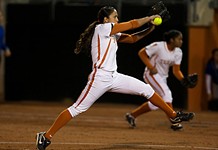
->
110 15 159 35
118 25 155 43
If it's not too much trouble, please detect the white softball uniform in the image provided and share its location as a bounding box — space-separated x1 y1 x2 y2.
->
143 41 183 110
68 23 155 117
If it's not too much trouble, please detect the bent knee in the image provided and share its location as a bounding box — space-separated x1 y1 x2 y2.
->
148 101 159 110
67 105 86 117
141 84 155 99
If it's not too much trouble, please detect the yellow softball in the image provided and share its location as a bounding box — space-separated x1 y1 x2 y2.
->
153 17 162 26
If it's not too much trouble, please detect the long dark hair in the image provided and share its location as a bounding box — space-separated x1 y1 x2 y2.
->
74 6 115 56
163 30 182 43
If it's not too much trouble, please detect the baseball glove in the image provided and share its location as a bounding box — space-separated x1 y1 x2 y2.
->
180 73 198 88
148 1 171 23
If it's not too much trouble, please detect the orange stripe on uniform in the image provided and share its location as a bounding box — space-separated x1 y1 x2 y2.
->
145 71 165 96
149 74 165 95
149 55 165 94
98 38 111 68
75 67 97 108
75 35 111 107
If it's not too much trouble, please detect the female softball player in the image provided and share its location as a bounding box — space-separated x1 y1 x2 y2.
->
126 30 192 130
36 7 194 150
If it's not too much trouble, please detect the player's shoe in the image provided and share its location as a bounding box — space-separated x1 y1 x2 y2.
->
36 132 51 150
170 111 195 124
171 123 183 131
125 113 136 128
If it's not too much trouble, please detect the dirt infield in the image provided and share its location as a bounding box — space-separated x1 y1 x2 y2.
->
0 101 218 150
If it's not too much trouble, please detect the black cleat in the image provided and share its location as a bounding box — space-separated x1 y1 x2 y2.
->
125 113 136 128
170 111 195 124
36 132 51 150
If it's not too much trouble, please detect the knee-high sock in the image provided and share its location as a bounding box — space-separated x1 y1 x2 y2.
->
45 109 72 140
148 93 176 118
166 102 174 122
167 103 173 109
131 102 151 118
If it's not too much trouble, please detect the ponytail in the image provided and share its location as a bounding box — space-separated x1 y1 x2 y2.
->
74 21 99 56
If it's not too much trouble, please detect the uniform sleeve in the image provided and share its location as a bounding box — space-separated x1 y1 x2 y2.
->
99 23 121 40
99 23 114 37
174 48 183 65
145 42 159 58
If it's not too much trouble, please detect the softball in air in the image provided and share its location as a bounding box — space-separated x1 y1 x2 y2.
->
153 17 162 26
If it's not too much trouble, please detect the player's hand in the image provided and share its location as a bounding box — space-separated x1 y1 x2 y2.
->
4 49 11 57
149 15 161 24
180 73 198 88
149 67 158 75
148 1 171 23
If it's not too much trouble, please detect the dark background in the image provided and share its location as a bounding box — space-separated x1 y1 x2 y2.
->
5 2 188 108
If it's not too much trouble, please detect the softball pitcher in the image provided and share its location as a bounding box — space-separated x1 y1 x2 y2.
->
126 30 192 130
36 7 194 150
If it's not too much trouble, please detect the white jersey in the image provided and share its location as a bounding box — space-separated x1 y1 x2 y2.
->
91 23 121 72
145 41 183 78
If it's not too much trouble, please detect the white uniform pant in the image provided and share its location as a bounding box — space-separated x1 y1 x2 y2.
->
68 68 154 117
143 70 172 110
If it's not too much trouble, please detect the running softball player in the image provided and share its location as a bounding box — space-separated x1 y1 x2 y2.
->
126 30 192 130
36 7 194 150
